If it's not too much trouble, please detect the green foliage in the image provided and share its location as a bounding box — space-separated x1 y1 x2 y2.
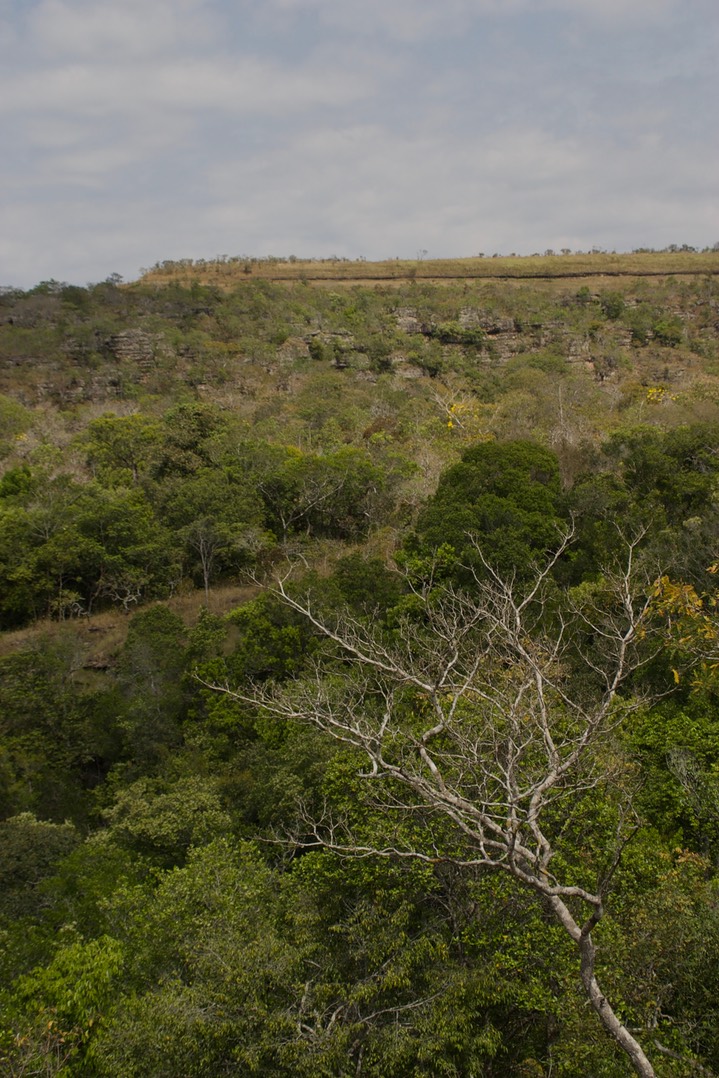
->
38 835 144 940
226 591 318 683
413 439 565 579
103 776 232 866
308 336 331 361
153 401 228 478
624 303 656 344
0 814 80 920
0 395 32 458
0 464 34 500
5 932 124 1075
615 849 719 1071
0 470 178 625
652 314 684 346
627 698 719 854
333 553 403 616
82 838 296 1076
2 271 719 1074
599 291 626 319
504 349 569 378
429 320 486 348
82 413 162 486
116 605 188 767
568 423 719 588
234 441 390 541
160 465 269 593
0 636 122 822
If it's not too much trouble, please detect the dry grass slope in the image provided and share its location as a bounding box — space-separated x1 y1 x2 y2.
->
138 251 719 289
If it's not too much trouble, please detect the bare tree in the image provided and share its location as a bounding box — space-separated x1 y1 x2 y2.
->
204 531 661 1077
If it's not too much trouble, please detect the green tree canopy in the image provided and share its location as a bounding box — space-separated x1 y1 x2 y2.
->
413 440 565 578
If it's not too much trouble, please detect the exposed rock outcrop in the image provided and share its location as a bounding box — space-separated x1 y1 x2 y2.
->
106 328 166 369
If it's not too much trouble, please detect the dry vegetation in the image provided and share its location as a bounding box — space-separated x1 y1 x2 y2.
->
138 250 719 289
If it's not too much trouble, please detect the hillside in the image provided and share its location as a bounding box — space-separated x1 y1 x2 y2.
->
3 258 719 1076
139 249 719 286
1 261 719 628
3 259 718 420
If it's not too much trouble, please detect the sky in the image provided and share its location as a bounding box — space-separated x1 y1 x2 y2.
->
1 0 718 287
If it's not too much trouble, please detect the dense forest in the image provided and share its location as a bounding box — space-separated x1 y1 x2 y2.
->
2 259 719 1075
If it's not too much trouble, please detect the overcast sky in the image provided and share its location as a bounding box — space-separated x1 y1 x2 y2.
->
2 0 718 287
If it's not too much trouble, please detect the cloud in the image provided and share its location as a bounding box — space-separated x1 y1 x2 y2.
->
263 0 681 39
200 124 593 255
2 104 716 289
0 1 384 203
545 0 678 20
0 55 370 118
1 0 716 286
26 0 218 58
197 109 718 263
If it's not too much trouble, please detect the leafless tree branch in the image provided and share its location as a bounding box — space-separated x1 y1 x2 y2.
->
201 535 661 1076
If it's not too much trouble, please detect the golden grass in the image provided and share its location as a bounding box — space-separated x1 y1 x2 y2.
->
136 251 719 289
0 584 259 662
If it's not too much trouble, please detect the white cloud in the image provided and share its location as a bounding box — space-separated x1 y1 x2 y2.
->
2 101 716 289
264 0 681 38
263 0 513 41
26 0 218 58
0 55 369 117
0 0 716 286
197 111 718 261
544 0 677 21
202 124 587 255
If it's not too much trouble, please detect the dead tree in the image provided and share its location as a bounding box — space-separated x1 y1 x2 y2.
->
205 532 661 1077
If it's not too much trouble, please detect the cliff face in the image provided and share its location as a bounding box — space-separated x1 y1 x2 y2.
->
106 328 164 368
0 274 716 409
0 322 176 405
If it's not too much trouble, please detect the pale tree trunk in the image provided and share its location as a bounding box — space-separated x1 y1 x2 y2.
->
548 895 655 1078
206 533 664 1076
